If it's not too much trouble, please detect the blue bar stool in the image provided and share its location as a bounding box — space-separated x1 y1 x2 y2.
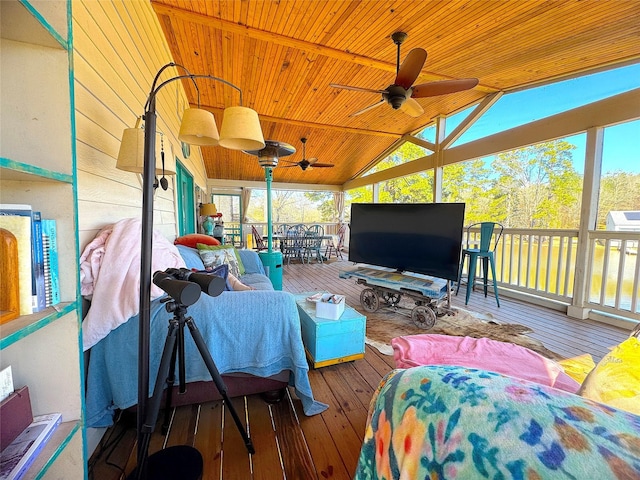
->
456 222 503 306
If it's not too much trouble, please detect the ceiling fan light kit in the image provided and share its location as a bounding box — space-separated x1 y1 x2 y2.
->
330 31 479 118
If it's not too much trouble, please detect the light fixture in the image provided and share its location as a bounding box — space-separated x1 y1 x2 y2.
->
116 119 176 179
200 203 218 235
120 62 264 480
177 76 264 150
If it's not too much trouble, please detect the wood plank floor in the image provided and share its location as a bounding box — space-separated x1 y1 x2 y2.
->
88 258 632 480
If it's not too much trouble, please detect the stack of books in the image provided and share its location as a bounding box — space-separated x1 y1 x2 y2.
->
0 205 60 317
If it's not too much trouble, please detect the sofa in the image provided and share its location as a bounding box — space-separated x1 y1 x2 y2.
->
355 365 640 479
84 234 327 428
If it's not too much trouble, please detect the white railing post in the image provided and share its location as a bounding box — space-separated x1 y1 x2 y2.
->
568 127 604 319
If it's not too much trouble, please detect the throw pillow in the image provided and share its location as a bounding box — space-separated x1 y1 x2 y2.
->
197 244 245 278
578 336 640 415
175 234 221 249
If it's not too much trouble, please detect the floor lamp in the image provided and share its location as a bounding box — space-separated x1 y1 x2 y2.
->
117 62 265 480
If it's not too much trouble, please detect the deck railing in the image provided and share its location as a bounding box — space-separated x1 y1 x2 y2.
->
462 227 640 321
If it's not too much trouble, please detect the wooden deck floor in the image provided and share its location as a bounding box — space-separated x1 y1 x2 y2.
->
88 258 632 480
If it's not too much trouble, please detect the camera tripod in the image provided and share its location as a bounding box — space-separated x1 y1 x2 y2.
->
129 296 254 480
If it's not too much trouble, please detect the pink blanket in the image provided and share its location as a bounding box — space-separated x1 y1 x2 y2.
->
80 218 185 350
392 334 580 393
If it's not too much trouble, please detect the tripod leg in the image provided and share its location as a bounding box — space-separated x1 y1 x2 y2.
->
184 317 256 455
162 340 179 435
136 321 179 480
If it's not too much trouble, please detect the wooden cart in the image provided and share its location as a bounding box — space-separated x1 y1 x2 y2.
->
339 266 453 329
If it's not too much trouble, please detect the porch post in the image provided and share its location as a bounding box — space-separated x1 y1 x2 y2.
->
567 126 604 319
433 116 446 202
372 182 380 203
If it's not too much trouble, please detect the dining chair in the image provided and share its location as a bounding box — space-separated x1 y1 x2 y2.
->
281 224 306 264
456 222 504 307
325 224 346 260
251 225 268 251
304 225 324 263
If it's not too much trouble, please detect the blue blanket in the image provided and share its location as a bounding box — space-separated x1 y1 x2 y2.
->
85 290 328 427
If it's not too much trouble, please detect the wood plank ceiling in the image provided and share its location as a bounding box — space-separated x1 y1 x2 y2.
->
151 0 640 187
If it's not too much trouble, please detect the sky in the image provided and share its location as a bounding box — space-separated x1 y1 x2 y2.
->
422 63 640 174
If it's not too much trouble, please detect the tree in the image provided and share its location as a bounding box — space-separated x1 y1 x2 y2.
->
598 171 640 228
442 159 494 224
491 140 578 228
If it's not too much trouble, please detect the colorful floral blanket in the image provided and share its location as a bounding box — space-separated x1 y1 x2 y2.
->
354 365 640 479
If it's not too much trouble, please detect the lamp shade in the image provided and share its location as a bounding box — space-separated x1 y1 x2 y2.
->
116 128 176 175
218 106 265 151
179 108 220 146
200 203 218 216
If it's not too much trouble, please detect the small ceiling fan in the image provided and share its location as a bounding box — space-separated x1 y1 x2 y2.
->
280 138 334 171
330 31 479 118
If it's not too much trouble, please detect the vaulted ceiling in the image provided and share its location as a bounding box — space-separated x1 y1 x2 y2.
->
151 0 640 187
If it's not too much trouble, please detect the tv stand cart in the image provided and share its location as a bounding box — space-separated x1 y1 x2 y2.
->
339 265 453 329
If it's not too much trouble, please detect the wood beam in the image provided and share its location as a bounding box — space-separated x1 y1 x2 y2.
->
402 134 435 151
444 87 640 166
196 103 401 138
208 178 342 192
343 152 436 191
151 1 497 93
343 88 640 191
441 92 503 148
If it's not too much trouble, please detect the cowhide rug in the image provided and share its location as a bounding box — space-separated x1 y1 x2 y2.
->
362 305 563 360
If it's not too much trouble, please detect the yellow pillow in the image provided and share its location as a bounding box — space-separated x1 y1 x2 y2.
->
558 354 596 384
578 336 640 415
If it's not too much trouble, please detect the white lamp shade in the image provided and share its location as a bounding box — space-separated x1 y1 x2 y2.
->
218 106 265 151
116 128 176 175
179 108 220 146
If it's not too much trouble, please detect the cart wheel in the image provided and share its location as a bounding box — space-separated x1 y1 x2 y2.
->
381 291 402 307
411 305 436 330
360 288 380 312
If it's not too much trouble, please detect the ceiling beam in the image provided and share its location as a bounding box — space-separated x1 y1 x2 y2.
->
343 88 640 191
402 134 436 151
208 178 343 192
152 1 497 93
441 92 503 148
196 103 401 138
444 87 640 166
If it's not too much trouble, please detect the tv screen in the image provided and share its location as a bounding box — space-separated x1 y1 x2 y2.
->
348 203 465 281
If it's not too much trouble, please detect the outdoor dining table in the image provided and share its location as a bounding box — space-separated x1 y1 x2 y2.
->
263 234 334 263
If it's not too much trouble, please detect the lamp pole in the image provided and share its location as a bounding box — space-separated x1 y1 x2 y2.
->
130 64 264 480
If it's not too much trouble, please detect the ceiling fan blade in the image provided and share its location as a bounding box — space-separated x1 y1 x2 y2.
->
309 163 334 168
411 78 479 98
307 157 319 165
330 83 386 95
399 97 424 117
395 48 427 89
349 99 386 117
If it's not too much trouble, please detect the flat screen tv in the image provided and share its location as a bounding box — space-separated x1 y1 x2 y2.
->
348 203 466 281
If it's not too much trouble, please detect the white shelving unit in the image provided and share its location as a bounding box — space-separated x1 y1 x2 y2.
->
1 1 85 478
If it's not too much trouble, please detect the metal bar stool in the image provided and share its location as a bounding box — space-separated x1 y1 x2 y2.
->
456 222 503 307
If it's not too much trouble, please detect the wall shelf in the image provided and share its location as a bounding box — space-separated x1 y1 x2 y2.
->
0 0 85 477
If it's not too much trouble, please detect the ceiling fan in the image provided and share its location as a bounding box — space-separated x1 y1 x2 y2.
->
280 138 334 171
330 32 479 118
